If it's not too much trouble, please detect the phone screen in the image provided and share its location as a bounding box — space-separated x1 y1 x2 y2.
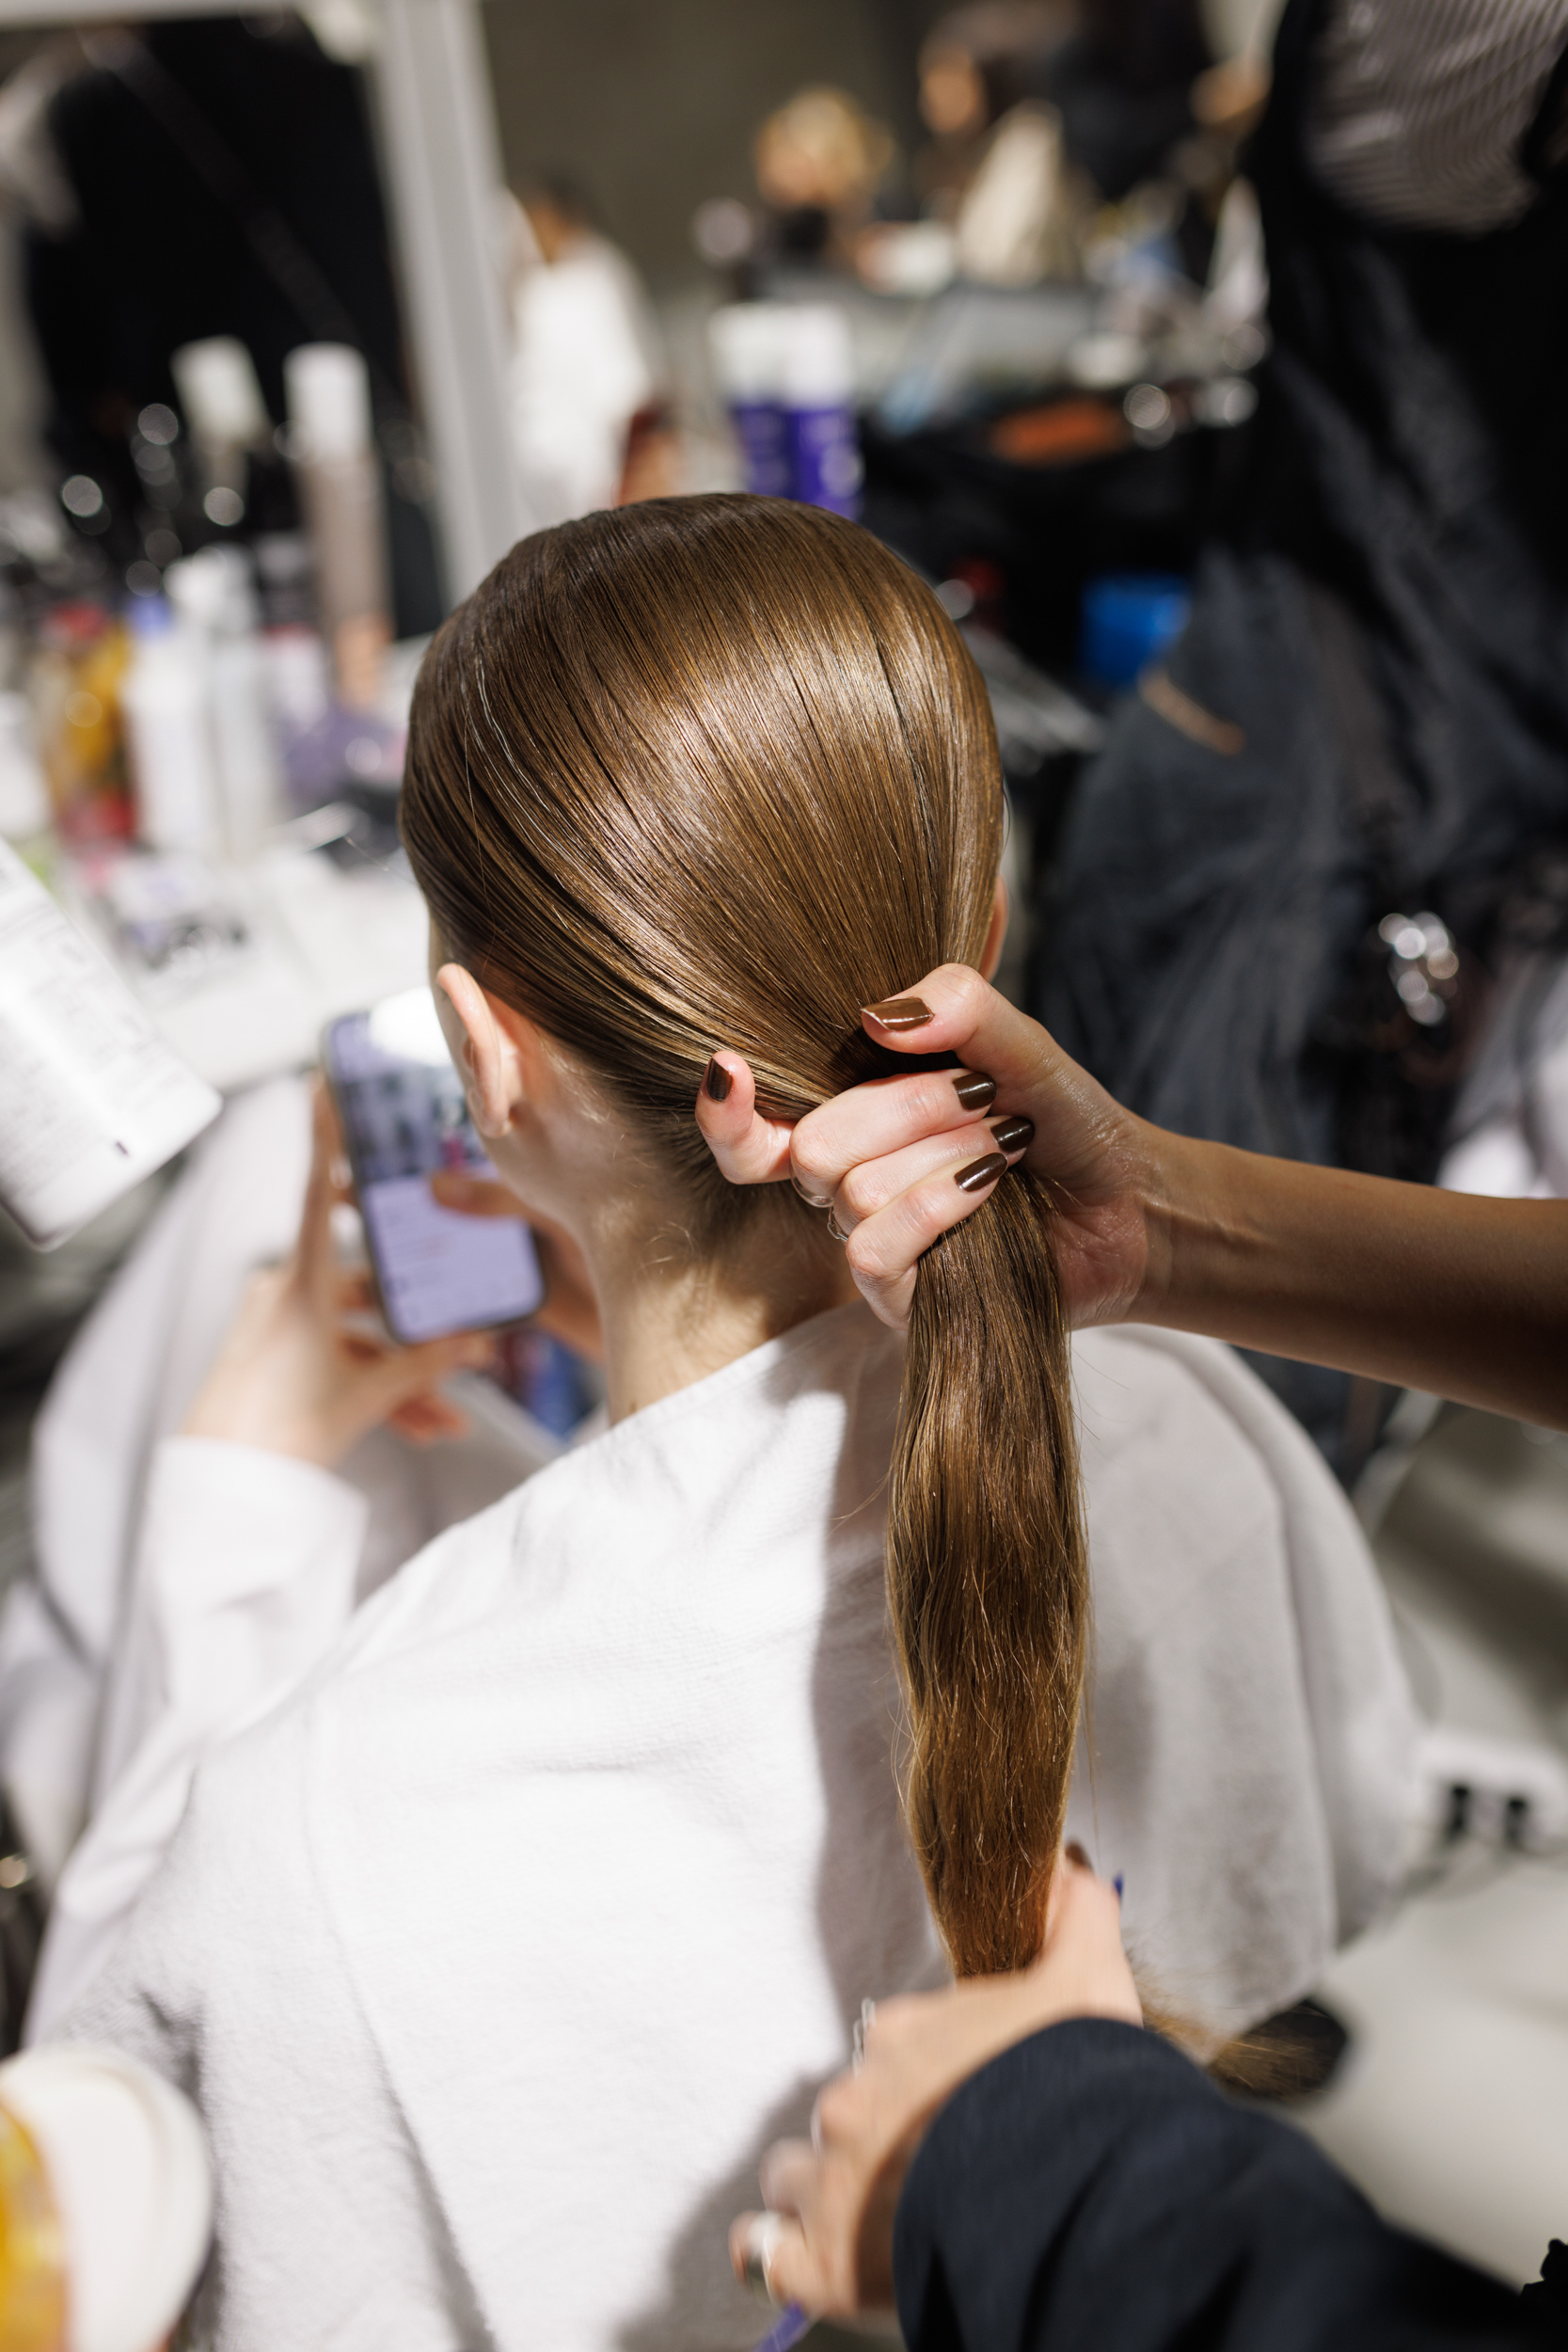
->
324 1003 545 1344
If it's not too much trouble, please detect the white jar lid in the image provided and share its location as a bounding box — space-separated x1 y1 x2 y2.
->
0 2046 213 2352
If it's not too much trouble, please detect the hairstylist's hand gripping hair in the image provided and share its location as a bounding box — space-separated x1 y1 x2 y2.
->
728 1851 1141 2320
182 1081 497 1467
698 965 1568 1429
696 963 1154 1332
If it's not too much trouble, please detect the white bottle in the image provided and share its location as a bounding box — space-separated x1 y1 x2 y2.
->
0 837 218 1247
284 342 390 707
166 548 283 856
119 597 222 856
171 336 269 456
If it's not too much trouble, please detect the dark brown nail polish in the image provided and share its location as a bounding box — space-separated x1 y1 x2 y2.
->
955 1152 1008 1194
990 1114 1035 1152
863 995 935 1032
703 1057 732 1103
953 1070 996 1110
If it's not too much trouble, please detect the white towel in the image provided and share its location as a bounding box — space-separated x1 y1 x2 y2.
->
57 1302 1415 2352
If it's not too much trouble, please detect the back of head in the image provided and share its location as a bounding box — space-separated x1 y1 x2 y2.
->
402 493 1086 1974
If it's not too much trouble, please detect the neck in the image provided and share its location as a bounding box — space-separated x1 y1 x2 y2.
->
583 1200 861 1424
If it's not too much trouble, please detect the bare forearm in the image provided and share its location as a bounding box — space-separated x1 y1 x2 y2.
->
1138 1133 1568 1430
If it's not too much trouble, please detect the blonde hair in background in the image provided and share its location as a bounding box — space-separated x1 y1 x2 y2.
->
400 494 1087 1978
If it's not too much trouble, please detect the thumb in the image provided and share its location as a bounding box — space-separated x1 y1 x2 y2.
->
694 1051 797 1184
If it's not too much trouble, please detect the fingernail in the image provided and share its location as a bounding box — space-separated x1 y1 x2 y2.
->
1065 1839 1091 1868
1114 1873 1124 1900
703 1057 732 1103
863 995 935 1032
990 1114 1035 1152
740 2214 784 2302
955 1151 1007 1194
953 1070 996 1110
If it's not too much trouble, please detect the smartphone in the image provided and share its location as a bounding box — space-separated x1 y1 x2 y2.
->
322 992 545 1345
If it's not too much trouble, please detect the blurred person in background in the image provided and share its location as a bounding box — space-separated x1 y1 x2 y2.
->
913 0 1212 216
501 171 673 526
752 86 896 267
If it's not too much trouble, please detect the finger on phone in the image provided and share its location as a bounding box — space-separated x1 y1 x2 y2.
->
299 1077 347 1296
694 1051 796 1184
335 1268 379 1315
791 1066 1001 1202
430 1169 524 1218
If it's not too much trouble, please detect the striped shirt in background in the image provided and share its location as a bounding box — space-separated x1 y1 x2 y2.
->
1307 0 1568 232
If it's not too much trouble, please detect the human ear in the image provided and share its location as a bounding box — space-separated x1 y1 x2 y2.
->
434 963 524 1138
979 875 1008 981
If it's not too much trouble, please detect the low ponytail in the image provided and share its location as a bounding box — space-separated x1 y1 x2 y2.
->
892 1169 1087 1977
402 492 1092 1988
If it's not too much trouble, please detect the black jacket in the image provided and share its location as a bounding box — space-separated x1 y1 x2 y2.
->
893 2021 1561 2351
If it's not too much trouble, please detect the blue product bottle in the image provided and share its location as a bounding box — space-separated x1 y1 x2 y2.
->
709 305 791 498
780 305 862 519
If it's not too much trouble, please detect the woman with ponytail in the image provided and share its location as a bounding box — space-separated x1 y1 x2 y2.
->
48 498 1413 2350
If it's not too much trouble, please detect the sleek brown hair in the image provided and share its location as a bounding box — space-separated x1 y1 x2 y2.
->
401 494 1086 1977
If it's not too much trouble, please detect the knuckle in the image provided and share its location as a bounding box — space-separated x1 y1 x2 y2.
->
893 1179 949 1252
837 1164 882 1220
843 1223 885 1283
791 1129 835 1187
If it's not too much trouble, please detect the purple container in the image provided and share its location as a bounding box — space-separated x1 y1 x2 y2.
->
786 403 863 518
729 399 792 500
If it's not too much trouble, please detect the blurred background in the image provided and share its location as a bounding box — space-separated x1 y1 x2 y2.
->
0 0 1566 2312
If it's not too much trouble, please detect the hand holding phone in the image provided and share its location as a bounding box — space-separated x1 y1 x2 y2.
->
182 1083 497 1468
323 996 546 1345
428 1171 603 1362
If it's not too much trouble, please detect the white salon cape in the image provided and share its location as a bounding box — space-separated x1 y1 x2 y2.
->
0 1076 561 1897
44 1295 1415 2352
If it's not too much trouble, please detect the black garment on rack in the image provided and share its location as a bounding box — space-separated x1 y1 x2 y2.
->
1036 0 1568 1475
